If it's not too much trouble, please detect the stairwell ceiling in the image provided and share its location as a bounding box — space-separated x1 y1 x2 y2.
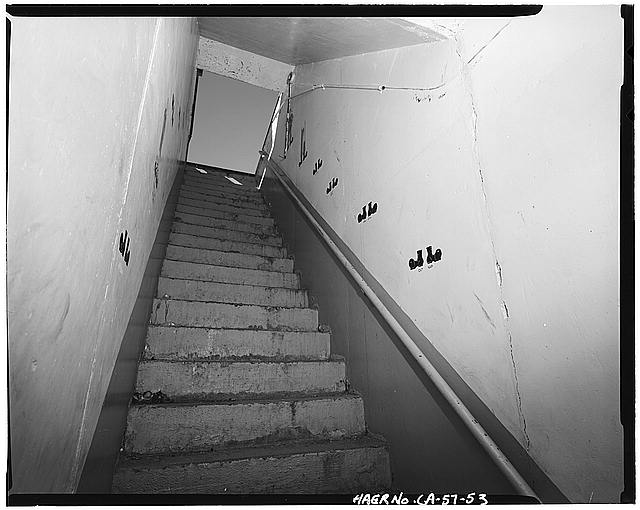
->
197 17 444 65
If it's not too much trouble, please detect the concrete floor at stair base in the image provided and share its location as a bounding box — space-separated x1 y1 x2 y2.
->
112 443 391 494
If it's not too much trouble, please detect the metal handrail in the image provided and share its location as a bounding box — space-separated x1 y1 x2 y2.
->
261 155 538 499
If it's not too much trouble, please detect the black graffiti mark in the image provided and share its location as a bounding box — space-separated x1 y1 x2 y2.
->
118 230 131 266
415 93 432 103
409 249 424 270
313 158 323 175
153 107 168 190
409 245 443 271
171 93 175 127
357 201 378 223
326 177 339 194
298 124 308 167
426 245 442 264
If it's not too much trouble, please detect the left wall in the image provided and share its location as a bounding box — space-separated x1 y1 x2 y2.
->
7 17 199 493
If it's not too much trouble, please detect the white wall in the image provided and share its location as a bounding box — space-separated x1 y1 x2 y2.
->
8 17 198 492
188 71 278 173
272 6 622 502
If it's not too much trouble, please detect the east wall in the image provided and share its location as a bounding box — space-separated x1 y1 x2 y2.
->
271 6 622 502
8 17 198 492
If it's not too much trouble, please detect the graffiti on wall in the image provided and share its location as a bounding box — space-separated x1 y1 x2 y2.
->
357 201 378 223
118 230 131 266
298 123 308 167
409 245 443 271
326 177 338 195
313 158 323 175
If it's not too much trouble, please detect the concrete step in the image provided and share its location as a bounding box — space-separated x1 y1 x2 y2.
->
157 277 309 308
135 358 345 401
185 172 257 189
161 259 299 289
179 189 268 212
186 169 256 182
183 178 263 198
175 203 275 227
169 232 286 259
150 298 318 330
172 221 282 247
165 244 292 272
144 326 330 361
181 182 265 204
123 393 365 454
112 436 391 494
173 210 276 236
178 195 270 218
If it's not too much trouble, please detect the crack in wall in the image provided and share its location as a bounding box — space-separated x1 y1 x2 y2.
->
454 32 531 451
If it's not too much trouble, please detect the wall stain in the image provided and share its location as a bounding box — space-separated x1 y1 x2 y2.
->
51 292 71 341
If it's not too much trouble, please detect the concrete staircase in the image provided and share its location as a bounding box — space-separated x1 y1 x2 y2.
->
112 168 391 494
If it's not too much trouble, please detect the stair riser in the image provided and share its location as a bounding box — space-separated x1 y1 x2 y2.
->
172 221 282 247
157 278 309 308
150 299 318 330
165 244 292 272
174 211 276 236
179 189 268 212
145 327 330 360
161 260 299 289
178 196 268 218
181 183 265 204
175 203 275 227
135 360 345 400
124 396 365 454
112 445 390 494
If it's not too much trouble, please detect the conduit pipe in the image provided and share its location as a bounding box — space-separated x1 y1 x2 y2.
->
265 161 538 500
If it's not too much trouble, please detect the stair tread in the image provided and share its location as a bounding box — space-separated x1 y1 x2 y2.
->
174 204 275 225
180 184 265 202
158 275 304 293
172 217 277 237
171 222 282 246
168 234 288 258
178 191 268 210
130 390 361 409
165 242 291 264
117 434 387 469
162 258 295 276
177 197 271 217
140 355 345 364
152 296 311 309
